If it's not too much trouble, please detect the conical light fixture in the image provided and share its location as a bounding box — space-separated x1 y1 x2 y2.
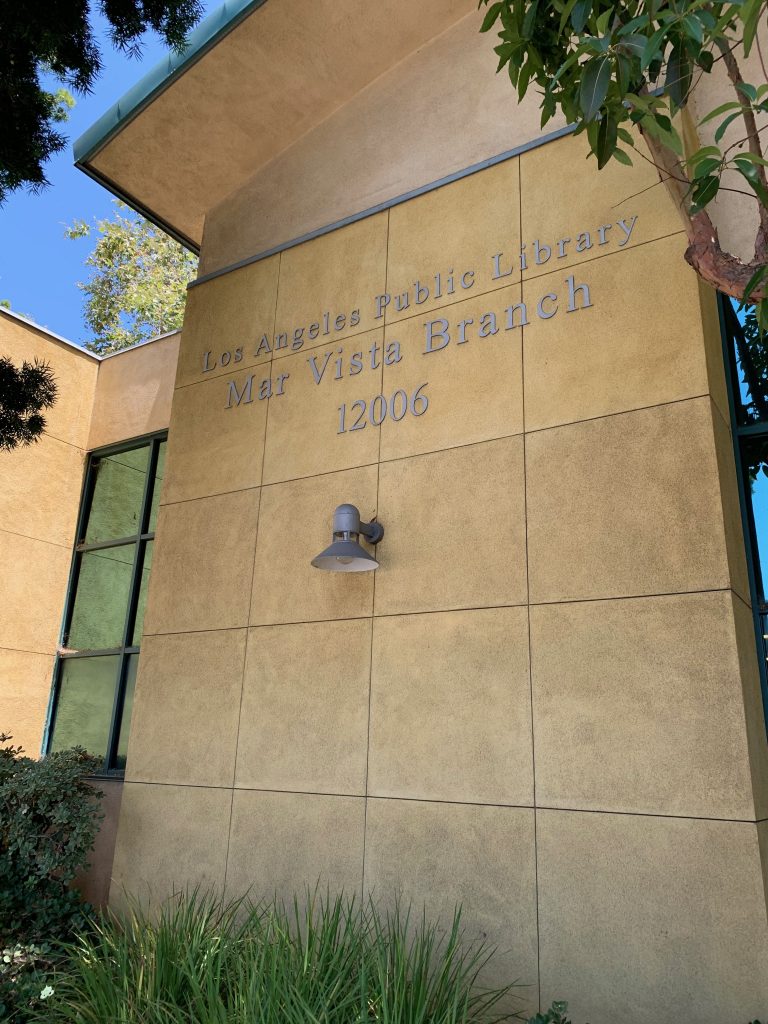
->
311 503 383 572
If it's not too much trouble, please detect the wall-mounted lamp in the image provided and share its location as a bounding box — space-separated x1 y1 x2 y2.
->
311 503 384 573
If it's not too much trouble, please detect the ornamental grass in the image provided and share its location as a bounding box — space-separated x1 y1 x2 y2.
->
35 889 523 1024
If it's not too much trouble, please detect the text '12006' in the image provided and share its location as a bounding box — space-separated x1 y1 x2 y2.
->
337 384 429 434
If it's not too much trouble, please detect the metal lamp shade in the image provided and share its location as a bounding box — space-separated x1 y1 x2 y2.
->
311 537 379 572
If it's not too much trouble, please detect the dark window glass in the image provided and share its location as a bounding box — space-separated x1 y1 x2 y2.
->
49 656 120 762
67 545 136 651
722 295 768 719
85 446 150 542
742 436 768 601
48 433 165 774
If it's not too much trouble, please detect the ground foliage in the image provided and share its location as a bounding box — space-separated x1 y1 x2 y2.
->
0 734 103 1021
35 889 520 1023
479 0 768 320
0 0 201 201
66 201 198 354
0 356 58 452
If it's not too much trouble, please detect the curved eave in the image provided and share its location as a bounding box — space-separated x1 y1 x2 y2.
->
74 0 267 167
73 0 478 252
74 160 201 254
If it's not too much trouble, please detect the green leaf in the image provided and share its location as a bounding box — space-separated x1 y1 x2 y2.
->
699 100 744 126
738 82 758 103
690 174 719 212
479 1 503 33
558 0 580 33
689 145 722 162
596 113 618 168
522 0 539 38
692 156 721 178
571 0 591 34
595 7 612 35
732 151 768 168
579 55 611 121
666 45 692 108
741 0 763 56
641 25 667 72
735 158 768 207
714 109 743 143
642 113 684 155
618 33 645 59
697 50 714 72
682 13 704 44
613 147 634 165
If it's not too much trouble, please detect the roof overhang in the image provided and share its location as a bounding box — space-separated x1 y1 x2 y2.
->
74 0 476 252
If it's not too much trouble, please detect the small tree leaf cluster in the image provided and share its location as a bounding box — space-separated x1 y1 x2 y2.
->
66 201 198 354
480 0 768 322
0 357 57 452
0 0 202 201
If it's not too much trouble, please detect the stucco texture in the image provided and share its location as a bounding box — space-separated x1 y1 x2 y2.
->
0 315 97 754
112 131 768 1024
0 316 178 757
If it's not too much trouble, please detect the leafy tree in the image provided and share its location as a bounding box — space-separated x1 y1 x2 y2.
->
480 0 768 320
66 201 198 354
0 356 58 453
0 0 202 201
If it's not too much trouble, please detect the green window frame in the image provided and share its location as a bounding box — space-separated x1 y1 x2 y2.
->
720 294 768 736
44 431 166 775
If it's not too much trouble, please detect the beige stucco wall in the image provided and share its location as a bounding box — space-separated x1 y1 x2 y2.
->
0 319 178 760
88 332 180 449
199 8 564 276
111 129 768 1023
0 313 98 756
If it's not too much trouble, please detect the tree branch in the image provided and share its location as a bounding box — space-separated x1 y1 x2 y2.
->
714 36 768 262
638 120 768 301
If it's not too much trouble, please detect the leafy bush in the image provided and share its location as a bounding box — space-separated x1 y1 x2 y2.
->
526 1001 765 1024
0 733 103 1020
38 889 523 1023
527 1003 574 1024
0 945 56 1021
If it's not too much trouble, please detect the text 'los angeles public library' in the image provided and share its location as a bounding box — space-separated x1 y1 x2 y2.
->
3 3 768 1022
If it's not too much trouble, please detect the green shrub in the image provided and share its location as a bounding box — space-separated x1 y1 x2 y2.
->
527 1003 573 1024
0 732 103 1021
38 889 524 1023
527 1001 765 1024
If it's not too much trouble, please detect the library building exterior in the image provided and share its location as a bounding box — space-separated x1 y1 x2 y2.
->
5 2 768 1021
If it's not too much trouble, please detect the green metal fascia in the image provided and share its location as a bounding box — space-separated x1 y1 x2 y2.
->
73 0 268 166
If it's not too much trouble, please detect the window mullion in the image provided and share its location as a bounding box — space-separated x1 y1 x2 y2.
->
105 439 159 769
46 432 166 772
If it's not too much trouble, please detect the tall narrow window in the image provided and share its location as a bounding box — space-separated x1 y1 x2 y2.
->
722 296 768 724
46 434 166 774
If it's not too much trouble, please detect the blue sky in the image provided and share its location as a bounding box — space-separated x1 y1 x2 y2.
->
0 8 208 345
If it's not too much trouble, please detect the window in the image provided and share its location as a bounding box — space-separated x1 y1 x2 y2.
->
721 296 768 727
46 433 166 774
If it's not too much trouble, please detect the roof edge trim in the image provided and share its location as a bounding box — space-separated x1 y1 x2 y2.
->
0 307 182 362
0 307 100 359
74 162 201 253
74 0 269 166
